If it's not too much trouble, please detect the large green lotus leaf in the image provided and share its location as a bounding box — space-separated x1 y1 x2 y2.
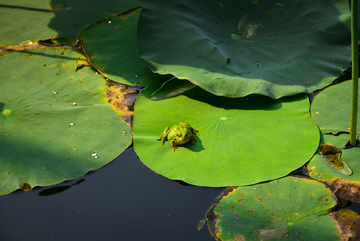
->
307 134 360 203
311 80 360 134
0 49 131 195
79 9 168 86
133 83 319 187
0 0 140 46
137 0 354 98
207 176 339 241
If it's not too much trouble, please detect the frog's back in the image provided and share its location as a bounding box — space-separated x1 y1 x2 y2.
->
168 125 183 139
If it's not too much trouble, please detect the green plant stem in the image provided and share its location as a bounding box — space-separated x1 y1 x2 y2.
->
350 0 359 147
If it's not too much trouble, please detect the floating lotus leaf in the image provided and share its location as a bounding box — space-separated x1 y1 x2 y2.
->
307 133 360 203
133 83 319 186
208 176 339 241
311 80 360 134
0 0 140 46
79 8 168 86
0 48 131 195
137 0 354 98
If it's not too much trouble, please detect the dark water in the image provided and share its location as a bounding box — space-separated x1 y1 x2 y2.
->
1 147 360 241
0 147 224 241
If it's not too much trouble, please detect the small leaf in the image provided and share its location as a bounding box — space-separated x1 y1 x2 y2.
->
208 176 340 241
311 80 360 135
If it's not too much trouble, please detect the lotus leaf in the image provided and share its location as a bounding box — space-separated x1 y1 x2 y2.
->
133 83 319 186
311 80 360 134
137 0 354 98
208 176 339 241
0 48 131 195
79 8 168 86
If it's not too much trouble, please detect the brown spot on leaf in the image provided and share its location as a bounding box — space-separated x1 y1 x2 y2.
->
118 7 142 20
323 178 360 203
231 234 245 241
247 210 254 215
319 143 341 154
0 42 63 56
105 80 138 124
256 197 263 203
318 143 352 175
197 218 206 231
51 4 66 13
215 187 239 201
76 58 90 71
21 183 32 191
332 208 360 240
234 214 239 220
230 206 234 211
207 205 222 240
258 225 288 240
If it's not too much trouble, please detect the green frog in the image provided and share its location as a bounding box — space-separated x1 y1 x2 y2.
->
157 122 199 151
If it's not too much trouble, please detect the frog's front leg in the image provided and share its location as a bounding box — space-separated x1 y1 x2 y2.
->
169 140 179 152
190 135 196 145
157 127 170 144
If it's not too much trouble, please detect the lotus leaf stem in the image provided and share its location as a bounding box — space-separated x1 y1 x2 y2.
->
350 0 359 147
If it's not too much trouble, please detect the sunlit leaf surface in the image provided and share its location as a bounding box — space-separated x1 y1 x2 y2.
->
0 49 131 195
137 0 354 98
0 0 140 45
311 80 360 135
133 83 319 186
208 176 339 241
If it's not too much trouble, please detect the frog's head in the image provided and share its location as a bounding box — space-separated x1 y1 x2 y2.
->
177 132 190 141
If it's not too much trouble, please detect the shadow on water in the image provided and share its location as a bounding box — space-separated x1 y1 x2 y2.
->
38 179 85 196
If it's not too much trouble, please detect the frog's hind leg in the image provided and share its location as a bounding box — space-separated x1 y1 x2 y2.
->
170 141 179 152
157 127 169 144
